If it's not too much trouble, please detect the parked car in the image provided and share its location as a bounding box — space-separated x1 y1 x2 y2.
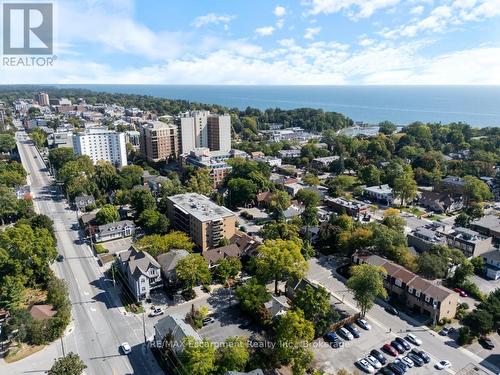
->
365 355 382 369
337 327 354 340
385 306 399 316
411 348 430 363
389 360 407 375
479 336 495 349
356 358 375 373
323 332 342 348
356 318 372 330
405 333 422 346
393 359 408 372
390 340 405 354
149 307 164 317
120 342 131 354
408 353 424 367
370 349 387 365
453 287 468 297
435 360 451 370
439 326 451 336
387 363 405 375
401 356 414 368
202 317 215 326
395 337 411 350
382 343 398 357
379 367 396 375
56 254 64 262
345 323 361 338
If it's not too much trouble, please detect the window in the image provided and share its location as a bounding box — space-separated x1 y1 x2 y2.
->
395 279 402 287
415 290 421 297
424 295 431 303
408 287 414 294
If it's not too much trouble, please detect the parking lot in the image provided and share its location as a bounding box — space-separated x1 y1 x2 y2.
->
312 316 452 374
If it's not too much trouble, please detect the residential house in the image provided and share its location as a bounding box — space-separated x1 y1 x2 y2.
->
256 191 273 208
153 314 201 352
352 251 458 323
278 149 301 159
156 249 189 284
80 211 97 237
471 214 500 242
482 250 500 280
264 295 290 318
255 156 282 167
311 155 339 169
94 220 136 243
419 191 463 214
203 243 243 268
407 223 449 253
118 246 162 301
363 184 394 205
283 203 305 220
444 227 493 258
225 370 264 375
29 304 56 321
436 176 466 195
74 194 95 211
285 278 321 299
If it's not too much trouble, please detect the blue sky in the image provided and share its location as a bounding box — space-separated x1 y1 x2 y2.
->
2 0 500 84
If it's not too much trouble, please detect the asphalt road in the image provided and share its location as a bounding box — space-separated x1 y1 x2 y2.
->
308 257 500 375
0 127 162 375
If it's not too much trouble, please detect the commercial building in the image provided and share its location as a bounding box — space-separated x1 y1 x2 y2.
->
139 121 179 162
73 127 127 167
36 92 49 106
325 196 369 217
352 251 458 323
444 227 493 258
181 148 232 188
177 111 231 153
166 193 236 252
363 184 394 205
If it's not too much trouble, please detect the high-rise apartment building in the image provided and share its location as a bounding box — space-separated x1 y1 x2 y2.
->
73 127 127 167
177 111 231 154
139 121 179 162
166 193 236 251
36 92 49 106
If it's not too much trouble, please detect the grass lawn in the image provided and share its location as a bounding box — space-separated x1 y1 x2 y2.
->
4 343 45 363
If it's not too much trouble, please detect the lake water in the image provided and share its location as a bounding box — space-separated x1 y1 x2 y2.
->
57 85 500 127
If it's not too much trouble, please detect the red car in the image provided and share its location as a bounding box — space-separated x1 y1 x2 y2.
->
382 343 398 356
453 288 468 297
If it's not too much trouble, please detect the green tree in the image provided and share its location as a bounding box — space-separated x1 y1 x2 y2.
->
48 352 87 375
180 337 216 375
235 277 271 316
216 336 249 374
95 204 119 225
393 165 417 206
0 133 16 153
463 309 493 336
378 121 397 135
295 189 320 208
0 185 18 224
186 169 214 196
228 178 258 207
274 309 315 375
269 190 292 218
255 239 308 294
176 254 211 291
457 326 471 346
130 187 156 214
417 252 448 279
463 175 493 206
453 260 474 286
213 257 242 284
138 208 169 234
48 147 74 171
471 256 485 275
359 165 381 186
134 231 194 257
346 264 388 316
94 160 117 192
261 220 300 240
30 128 47 148
0 275 25 310
303 174 320 186
116 165 143 190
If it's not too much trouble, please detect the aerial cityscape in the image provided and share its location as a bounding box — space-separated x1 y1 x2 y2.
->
0 1 499 375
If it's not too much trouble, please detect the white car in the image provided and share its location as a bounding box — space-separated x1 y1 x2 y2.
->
435 360 451 370
356 318 372 330
120 342 131 354
365 355 382 369
402 356 414 368
149 307 164 317
337 327 354 340
406 333 422 345
356 358 375 373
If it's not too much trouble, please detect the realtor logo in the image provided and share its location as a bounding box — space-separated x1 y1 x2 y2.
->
3 3 53 55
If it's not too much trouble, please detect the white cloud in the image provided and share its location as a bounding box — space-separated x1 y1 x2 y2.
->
255 26 275 36
274 6 287 17
304 27 321 39
191 13 236 28
410 5 425 15
359 38 374 46
276 19 285 29
302 0 400 18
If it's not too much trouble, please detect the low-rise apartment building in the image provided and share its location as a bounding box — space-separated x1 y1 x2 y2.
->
363 184 394 205
311 155 339 169
181 148 232 188
407 223 449 253
444 227 492 258
166 193 236 251
471 214 500 242
352 251 458 324
325 196 369 217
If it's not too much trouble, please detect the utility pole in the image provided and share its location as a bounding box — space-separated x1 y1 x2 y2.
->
60 336 65 357
142 311 147 346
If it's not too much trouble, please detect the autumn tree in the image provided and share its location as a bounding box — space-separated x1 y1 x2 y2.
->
215 336 249 374
176 254 211 291
346 264 387 316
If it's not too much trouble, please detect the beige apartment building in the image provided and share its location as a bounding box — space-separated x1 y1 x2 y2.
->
139 121 179 162
166 193 236 251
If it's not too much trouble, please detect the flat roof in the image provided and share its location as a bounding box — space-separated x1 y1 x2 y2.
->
168 193 235 222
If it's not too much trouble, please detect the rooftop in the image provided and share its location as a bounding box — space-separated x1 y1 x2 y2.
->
364 184 393 195
168 193 235 222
